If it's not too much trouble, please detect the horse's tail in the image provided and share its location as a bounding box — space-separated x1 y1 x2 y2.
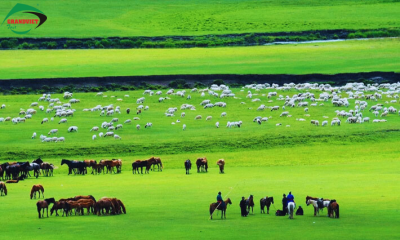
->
30 188 33 199
289 203 294 215
119 200 126 214
336 204 339 218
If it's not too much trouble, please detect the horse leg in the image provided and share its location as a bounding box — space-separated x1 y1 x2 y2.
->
38 208 41 218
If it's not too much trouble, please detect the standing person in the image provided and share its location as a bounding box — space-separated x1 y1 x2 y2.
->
282 193 288 215
240 197 247 217
217 191 225 209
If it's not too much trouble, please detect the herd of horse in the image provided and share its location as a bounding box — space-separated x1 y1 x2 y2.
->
61 159 122 175
209 195 339 220
0 158 53 181
36 194 126 218
184 158 225 174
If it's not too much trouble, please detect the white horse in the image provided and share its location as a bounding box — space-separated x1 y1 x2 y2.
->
306 199 330 216
287 202 295 219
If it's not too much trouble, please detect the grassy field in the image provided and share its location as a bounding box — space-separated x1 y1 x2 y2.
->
1 87 400 239
0 87 399 160
0 38 399 80
1 0 400 38
1 154 399 240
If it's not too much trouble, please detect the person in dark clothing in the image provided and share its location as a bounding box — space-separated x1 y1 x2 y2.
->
240 197 247 217
282 193 288 215
296 206 304 215
217 192 225 208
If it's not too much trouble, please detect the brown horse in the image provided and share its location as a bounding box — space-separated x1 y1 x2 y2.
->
50 201 69 217
147 157 163 172
196 157 208 172
91 163 103 174
209 198 232 219
100 159 122 174
328 200 340 218
37 198 55 218
216 159 225 174
6 179 19 183
100 197 126 214
0 182 7 196
84 160 96 174
30 184 44 199
40 162 54 177
74 195 96 202
77 199 96 215
246 195 255 214
66 201 82 216
260 196 274 214
95 198 115 216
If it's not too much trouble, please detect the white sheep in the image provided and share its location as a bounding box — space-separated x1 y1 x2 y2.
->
114 134 121 140
216 122 219 128
91 127 99 132
32 132 36 139
322 120 328 126
48 129 58 135
92 135 96 140
56 137 65 143
145 122 152 128
58 118 67 124
183 124 186 130
221 112 227 117
99 132 104 138
67 126 78 132
206 116 212 121
181 112 185 118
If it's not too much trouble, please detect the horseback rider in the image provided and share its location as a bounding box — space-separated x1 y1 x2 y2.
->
282 193 288 214
287 191 295 210
217 192 225 209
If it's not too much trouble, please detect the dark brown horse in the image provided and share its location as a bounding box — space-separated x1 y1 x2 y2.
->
100 197 126 214
216 159 225 174
37 198 55 218
0 182 7 196
77 199 96 215
196 157 208 173
132 160 148 174
328 200 340 218
101 159 122 174
84 160 97 174
74 195 96 202
209 198 232 219
246 195 255 214
30 184 44 199
95 199 115 216
66 200 82 216
260 196 274 214
50 201 69 217
147 157 163 172
184 159 191 174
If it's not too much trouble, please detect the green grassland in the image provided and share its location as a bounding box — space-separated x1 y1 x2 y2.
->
1 38 399 80
1 0 400 38
1 88 400 239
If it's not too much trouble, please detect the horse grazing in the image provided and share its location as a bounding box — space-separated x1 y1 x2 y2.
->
246 195 255 214
328 200 340 218
50 201 70 217
184 159 191 174
100 197 126 215
216 159 225 173
74 195 96 202
77 199 96 215
196 157 208 173
95 198 115 216
61 159 86 175
0 182 7 196
132 160 148 174
30 184 44 199
37 198 55 218
260 196 274 214
147 157 163 172
288 202 295 219
66 201 82 216
209 198 232 219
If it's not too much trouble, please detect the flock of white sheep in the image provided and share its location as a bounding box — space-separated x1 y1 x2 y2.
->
1 82 399 143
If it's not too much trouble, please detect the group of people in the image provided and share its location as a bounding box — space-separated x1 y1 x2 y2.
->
215 191 304 217
279 191 303 216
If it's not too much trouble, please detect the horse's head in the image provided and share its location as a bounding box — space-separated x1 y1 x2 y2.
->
306 199 311 206
226 198 232 205
45 198 56 205
33 157 43 164
61 159 67 165
270 197 274 204
89 195 96 202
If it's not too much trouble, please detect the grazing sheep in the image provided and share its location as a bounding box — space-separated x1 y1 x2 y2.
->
206 116 212 121
56 137 65 143
195 115 202 120
0 118 4 122
41 118 49 124
145 122 152 128
67 126 78 132
99 132 104 138
32 132 36 139
215 122 219 128
116 124 123 130
133 117 140 121
114 135 121 140
181 112 185 118
108 126 115 131
103 132 114 137
92 135 96 140
322 120 328 126
91 127 99 132
304 108 309 112
58 118 67 124
48 129 58 135
221 112 227 117
276 123 282 126
50 117 54 121
183 124 186 130
124 119 132 124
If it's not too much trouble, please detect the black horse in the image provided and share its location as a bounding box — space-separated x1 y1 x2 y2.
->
0 163 9 180
132 160 148 174
260 196 274 214
61 159 86 175
184 159 191 174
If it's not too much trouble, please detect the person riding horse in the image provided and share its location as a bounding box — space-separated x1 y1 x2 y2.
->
287 191 295 209
217 192 225 209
